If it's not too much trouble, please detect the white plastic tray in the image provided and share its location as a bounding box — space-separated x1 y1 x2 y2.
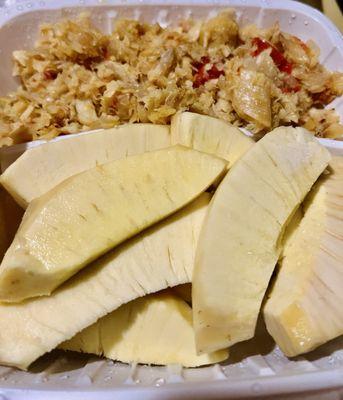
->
0 1 342 399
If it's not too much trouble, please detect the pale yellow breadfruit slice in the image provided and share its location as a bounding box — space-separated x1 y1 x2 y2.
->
192 127 330 354
0 146 225 302
61 292 228 367
0 194 209 370
0 190 7 261
0 124 170 208
171 112 254 168
264 157 343 357
0 189 23 261
173 283 192 303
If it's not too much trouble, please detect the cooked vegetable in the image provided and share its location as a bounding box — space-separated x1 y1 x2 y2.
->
173 283 192 303
0 146 226 302
171 112 254 168
0 102 340 371
264 157 343 356
0 124 170 208
0 194 209 369
61 292 228 367
0 191 7 261
232 70 272 130
0 189 23 261
192 127 330 354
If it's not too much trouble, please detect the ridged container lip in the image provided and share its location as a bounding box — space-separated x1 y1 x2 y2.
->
0 0 341 45
0 0 342 397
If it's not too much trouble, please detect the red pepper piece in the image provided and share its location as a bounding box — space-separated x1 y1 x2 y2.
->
252 37 293 74
192 57 224 88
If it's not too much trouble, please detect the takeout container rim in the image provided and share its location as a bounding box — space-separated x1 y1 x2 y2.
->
0 0 342 397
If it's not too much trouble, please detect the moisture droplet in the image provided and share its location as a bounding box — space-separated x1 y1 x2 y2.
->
60 374 70 380
26 3 33 8
291 13 296 19
39 1 46 6
154 377 166 387
134 379 141 384
104 375 112 382
17 5 23 10
304 20 309 26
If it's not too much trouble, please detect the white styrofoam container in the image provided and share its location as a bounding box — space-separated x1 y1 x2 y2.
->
0 1 342 398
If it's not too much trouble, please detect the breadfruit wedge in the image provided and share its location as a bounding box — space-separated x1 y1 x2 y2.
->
0 190 7 261
0 124 170 208
0 146 225 302
192 127 330 354
264 157 343 356
0 194 209 369
61 292 228 367
173 283 192 303
171 112 254 168
0 189 23 261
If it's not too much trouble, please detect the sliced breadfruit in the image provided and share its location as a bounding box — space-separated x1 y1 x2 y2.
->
0 189 23 261
61 292 228 367
173 283 192 303
0 194 208 370
0 191 7 261
171 112 254 168
192 127 331 354
264 157 343 356
0 124 170 208
0 146 225 302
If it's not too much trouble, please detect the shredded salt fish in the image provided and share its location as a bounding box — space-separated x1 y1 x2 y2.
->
0 10 342 147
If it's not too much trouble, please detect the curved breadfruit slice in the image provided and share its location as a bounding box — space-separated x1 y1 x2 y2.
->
0 189 23 261
264 157 343 357
173 283 192 303
171 112 254 168
0 124 170 208
0 194 209 370
0 191 7 261
61 292 228 367
0 146 225 302
192 127 330 354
